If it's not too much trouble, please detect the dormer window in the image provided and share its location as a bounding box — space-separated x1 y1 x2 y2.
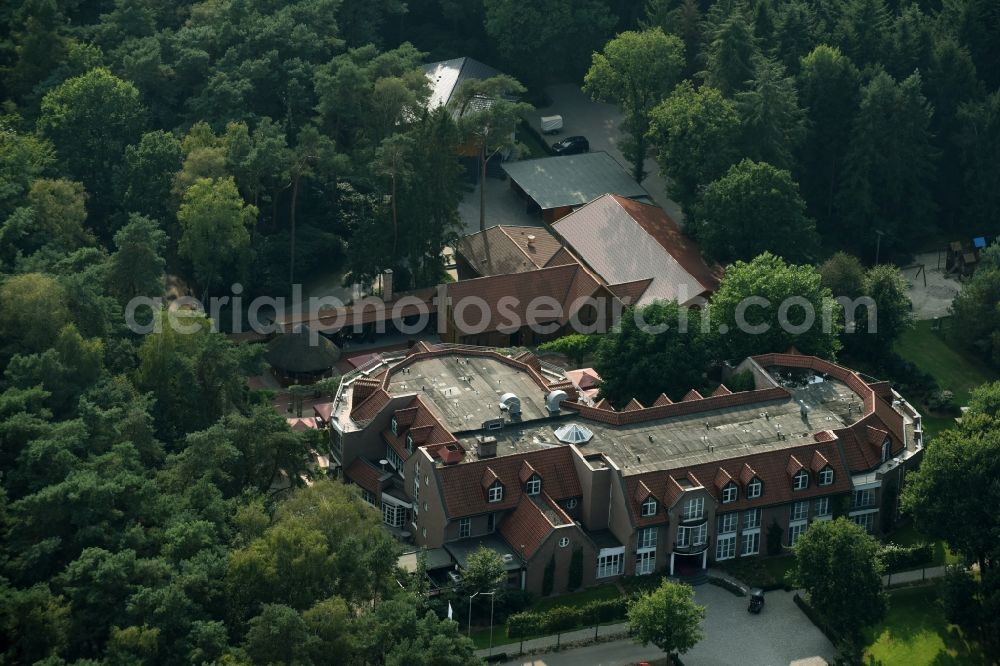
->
881 438 891 463
525 475 541 495
390 416 399 436
722 482 738 503
487 480 504 503
793 469 809 490
405 434 414 453
640 496 657 517
747 478 762 499
818 466 834 486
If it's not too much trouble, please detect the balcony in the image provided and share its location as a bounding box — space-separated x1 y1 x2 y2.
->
673 541 709 555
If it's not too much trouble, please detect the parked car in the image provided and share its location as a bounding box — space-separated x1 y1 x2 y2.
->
551 135 589 155
748 588 765 613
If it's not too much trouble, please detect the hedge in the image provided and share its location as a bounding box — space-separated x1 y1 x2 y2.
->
504 597 629 639
878 541 934 573
707 574 746 597
793 593 840 646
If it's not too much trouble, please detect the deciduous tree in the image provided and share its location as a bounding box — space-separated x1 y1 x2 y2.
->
584 28 685 183
628 579 705 660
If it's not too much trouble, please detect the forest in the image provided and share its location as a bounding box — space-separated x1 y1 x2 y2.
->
1 0 999 663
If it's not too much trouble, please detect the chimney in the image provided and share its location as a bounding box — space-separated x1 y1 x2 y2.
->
477 436 498 459
382 268 394 301
526 234 536 248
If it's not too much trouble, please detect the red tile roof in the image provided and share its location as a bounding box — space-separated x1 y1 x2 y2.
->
653 394 673 406
345 458 382 495
351 387 391 422
435 446 582 519
711 384 732 397
455 225 563 277
786 455 805 477
682 389 704 402
810 450 830 473
498 494 559 559
623 398 644 412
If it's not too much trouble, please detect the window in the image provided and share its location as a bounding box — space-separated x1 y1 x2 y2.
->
814 497 831 516
852 512 875 534
676 523 707 548
681 497 704 521
722 482 738 503
716 534 736 561
390 416 399 435
405 434 414 453
386 446 403 475
853 489 875 508
717 512 738 534
639 527 657 550
747 478 763 498
791 500 809 522
382 502 405 528
487 513 495 532
743 508 761 530
741 531 760 556
793 469 809 490
640 496 657 517
635 550 656 575
597 552 624 578
819 467 834 486
459 517 471 538
487 480 503 503
881 438 891 462
412 469 420 504
788 522 807 546
559 537 570 548
525 475 541 496
565 498 578 509
361 489 376 506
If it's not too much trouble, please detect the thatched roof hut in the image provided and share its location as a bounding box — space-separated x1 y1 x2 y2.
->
265 325 341 375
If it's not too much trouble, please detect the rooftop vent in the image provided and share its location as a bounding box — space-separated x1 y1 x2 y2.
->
499 392 521 415
545 389 568 414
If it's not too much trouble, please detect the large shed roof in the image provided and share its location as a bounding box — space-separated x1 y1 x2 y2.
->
501 152 651 211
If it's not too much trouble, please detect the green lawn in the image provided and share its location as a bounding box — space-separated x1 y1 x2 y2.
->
516 121 552 159
895 320 995 407
864 584 987 665
717 555 795 589
887 524 962 567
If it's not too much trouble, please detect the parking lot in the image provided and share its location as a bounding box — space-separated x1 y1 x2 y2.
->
685 584 835 666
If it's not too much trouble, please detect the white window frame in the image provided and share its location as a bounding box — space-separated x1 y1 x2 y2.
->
881 439 891 462
382 501 406 528
716 534 737 561
681 496 704 521
361 488 376 506
413 469 420 505
459 517 471 538
597 551 624 578
638 527 658 550
747 478 762 498
565 498 578 509
791 500 809 522
390 416 399 435
487 481 503 503
718 512 738 534
741 530 760 556
788 522 807 546
405 433 414 453
640 496 657 517
814 497 831 517
635 549 656 575
722 483 738 503
853 488 875 508
525 476 541 496
793 469 809 490
852 511 875 534
676 523 707 548
559 537 570 548
743 508 761 530
819 467 834 486
386 446 403 477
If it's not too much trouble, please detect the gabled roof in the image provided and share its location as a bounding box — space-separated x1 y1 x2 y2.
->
436 446 582 519
811 450 831 472
498 494 567 559
455 225 563 277
501 152 651 210
551 194 723 306
345 457 384 495
423 57 504 109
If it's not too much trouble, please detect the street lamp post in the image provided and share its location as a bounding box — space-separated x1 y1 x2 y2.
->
467 590 497 656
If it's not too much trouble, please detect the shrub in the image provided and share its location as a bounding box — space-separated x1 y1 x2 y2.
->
927 389 958 414
767 521 784 555
506 611 541 639
707 574 746 596
582 596 629 623
542 556 555 596
727 369 756 392
568 548 583 591
878 541 933 572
